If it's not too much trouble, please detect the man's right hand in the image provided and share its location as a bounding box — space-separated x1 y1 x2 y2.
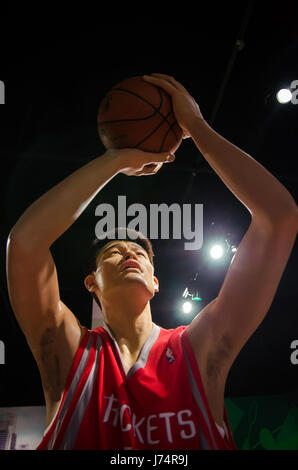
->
105 148 177 176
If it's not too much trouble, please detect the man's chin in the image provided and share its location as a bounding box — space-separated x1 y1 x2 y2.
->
118 274 154 295
120 270 145 282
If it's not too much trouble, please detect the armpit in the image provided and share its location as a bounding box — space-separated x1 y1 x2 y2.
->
37 327 62 402
206 334 234 379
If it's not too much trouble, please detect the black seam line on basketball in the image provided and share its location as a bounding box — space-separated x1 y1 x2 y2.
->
113 86 163 115
103 86 178 149
162 112 180 141
159 121 181 152
134 109 173 149
99 86 178 147
99 115 158 124
125 86 179 142
98 86 172 125
99 114 180 145
98 90 162 124
98 95 161 123
139 110 179 152
98 94 162 123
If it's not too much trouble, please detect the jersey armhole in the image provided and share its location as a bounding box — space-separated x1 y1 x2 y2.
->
180 328 237 449
39 326 92 444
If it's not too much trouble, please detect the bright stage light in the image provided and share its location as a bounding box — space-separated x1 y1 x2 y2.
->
182 301 193 314
210 244 224 259
276 89 292 104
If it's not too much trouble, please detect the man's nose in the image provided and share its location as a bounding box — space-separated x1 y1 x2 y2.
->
124 250 138 260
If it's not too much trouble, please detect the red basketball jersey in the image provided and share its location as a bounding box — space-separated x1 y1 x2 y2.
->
37 322 237 450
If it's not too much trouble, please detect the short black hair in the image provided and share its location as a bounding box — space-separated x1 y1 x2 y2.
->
84 227 155 310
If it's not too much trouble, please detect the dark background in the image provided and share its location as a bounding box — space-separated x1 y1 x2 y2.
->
0 2 297 408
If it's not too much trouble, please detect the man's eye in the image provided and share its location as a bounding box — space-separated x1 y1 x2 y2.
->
110 250 120 255
137 252 146 257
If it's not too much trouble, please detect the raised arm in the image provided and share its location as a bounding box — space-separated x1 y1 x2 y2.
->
143 74 298 377
6 148 174 394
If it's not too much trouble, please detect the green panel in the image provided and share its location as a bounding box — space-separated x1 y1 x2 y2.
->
225 394 298 450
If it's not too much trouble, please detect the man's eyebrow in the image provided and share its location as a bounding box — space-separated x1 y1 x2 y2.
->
101 242 147 256
96 243 119 265
101 243 120 255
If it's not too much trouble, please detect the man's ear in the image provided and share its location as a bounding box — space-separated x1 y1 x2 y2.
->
153 276 159 293
84 273 97 293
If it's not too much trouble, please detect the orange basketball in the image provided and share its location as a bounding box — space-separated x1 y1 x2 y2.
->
97 76 183 153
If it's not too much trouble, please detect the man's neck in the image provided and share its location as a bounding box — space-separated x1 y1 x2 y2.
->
102 300 153 359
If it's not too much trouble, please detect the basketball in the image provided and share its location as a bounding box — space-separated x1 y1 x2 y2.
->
97 76 183 153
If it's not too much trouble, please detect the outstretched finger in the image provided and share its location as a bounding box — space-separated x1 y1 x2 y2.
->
135 162 163 176
150 73 187 93
143 75 177 95
140 152 175 166
147 162 163 173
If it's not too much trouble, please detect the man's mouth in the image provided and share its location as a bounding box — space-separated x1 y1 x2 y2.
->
121 261 142 272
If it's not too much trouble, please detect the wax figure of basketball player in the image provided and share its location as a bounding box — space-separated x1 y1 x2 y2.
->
6 74 297 450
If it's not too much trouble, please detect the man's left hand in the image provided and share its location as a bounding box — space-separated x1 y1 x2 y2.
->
143 73 204 139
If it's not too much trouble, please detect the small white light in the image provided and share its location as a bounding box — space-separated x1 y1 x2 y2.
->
182 288 189 298
276 89 292 104
210 244 224 259
182 301 192 314
231 246 237 252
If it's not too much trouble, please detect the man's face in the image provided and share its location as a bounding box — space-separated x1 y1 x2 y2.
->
87 240 159 305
